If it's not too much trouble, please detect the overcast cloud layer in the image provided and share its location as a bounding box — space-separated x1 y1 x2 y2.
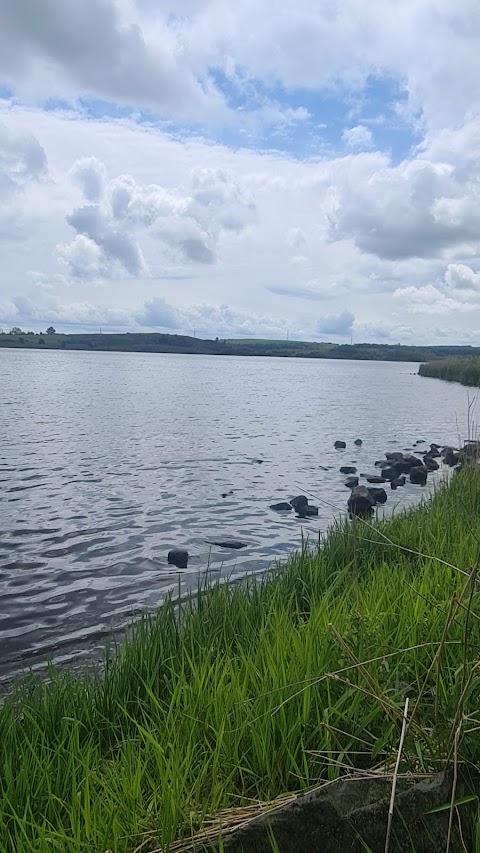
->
1 0 480 343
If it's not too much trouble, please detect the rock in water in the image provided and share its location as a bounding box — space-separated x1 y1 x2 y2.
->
366 475 387 484
423 455 439 471
340 465 357 474
206 539 248 549
410 466 428 486
334 440 346 449
354 438 363 446
296 505 319 518
402 455 424 469
347 486 376 518
368 487 388 505
290 495 309 510
344 476 359 488
443 447 459 467
168 548 189 569
380 465 399 481
270 502 293 511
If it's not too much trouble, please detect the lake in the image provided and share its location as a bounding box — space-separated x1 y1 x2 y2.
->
0 349 476 684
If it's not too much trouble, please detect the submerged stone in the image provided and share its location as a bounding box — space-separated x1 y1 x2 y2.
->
206 539 248 549
167 548 189 569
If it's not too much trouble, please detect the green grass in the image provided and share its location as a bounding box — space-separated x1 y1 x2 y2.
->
419 356 480 387
1 469 480 851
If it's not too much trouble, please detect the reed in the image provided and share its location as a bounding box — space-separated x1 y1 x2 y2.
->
419 356 480 387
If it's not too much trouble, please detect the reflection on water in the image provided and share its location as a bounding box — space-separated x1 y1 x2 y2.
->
0 349 475 683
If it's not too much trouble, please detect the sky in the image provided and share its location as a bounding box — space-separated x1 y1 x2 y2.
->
1 0 480 344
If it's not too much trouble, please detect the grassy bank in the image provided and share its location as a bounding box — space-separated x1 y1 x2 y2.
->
3 329 480 362
419 356 480 387
1 469 480 851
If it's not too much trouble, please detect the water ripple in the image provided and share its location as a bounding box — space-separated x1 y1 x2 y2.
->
0 349 474 684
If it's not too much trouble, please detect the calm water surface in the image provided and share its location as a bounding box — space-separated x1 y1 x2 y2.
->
0 350 476 683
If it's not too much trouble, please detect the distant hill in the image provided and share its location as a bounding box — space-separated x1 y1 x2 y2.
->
1 330 479 362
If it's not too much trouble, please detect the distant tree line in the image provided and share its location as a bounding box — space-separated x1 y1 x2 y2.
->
1 329 479 363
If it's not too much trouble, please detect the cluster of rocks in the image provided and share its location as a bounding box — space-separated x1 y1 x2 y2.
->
339 440 464 518
167 440 478 568
270 495 319 518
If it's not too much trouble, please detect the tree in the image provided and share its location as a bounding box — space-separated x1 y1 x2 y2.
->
46 326 56 335
10 327 22 335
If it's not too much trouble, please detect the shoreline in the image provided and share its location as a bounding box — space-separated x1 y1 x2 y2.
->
419 356 480 387
2 330 480 363
1 466 479 850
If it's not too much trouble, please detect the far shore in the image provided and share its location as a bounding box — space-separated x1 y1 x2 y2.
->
2 329 480 363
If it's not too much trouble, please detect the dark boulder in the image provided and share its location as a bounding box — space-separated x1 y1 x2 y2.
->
270 502 293 511
348 486 376 517
410 465 428 486
354 438 363 446
366 475 387 484
402 454 424 468
297 504 319 518
386 451 404 461
368 487 388 505
391 459 412 474
428 444 441 458
340 465 357 474
423 455 439 471
392 476 406 487
334 440 346 449
206 539 248 549
168 548 189 569
344 476 359 488
463 440 480 458
380 465 400 481
375 460 390 468
443 448 459 467
290 495 309 511
215 772 468 853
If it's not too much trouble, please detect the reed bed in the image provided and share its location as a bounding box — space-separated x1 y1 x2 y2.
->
1 468 480 851
419 356 480 387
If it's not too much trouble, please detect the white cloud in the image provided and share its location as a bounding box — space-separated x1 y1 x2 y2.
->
70 157 107 203
2 43 480 347
138 296 183 329
444 263 480 293
58 161 256 278
0 0 225 121
0 120 47 240
323 130 480 260
2 0 480 135
342 125 373 150
316 310 355 336
394 263 480 314
0 120 47 192
266 279 347 301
